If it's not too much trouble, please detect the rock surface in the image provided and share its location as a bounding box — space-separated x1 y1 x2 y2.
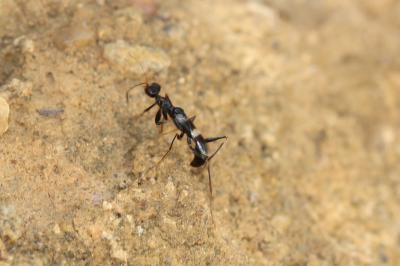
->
0 0 400 265
103 40 171 74
54 22 96 50
0 97 9 136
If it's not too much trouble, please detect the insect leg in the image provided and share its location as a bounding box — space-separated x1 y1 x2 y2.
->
141 102 157 115
159 109 169 133
155 109 164 125
208 136 228 161
133 102 158 120
189 115 196 122
156 132 184 166
204 135 227 143
207 162 215 224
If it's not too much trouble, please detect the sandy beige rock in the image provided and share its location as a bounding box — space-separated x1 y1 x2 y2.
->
103 40 171 74
1 0 400 265
54 22 96 49
0 0 19 38
0 206 22 244
0 97 9 136
0 78 33 99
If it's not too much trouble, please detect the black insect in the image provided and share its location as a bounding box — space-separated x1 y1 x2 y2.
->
126 81 227 214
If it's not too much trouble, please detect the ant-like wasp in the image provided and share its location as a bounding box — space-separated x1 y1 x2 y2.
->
126 81 227 218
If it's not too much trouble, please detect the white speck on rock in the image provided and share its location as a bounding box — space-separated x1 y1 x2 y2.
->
101 230 113 241
126 214 133 223
22 38 35 53
13 36 35 53
102 201 113 210
380 126 395 147
53 224 61 235
165 177 176 197
136 225 145 236
178 189 189 204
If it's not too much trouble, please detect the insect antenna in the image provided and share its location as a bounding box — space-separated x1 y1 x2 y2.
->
125 53 150 104
126 82 147 103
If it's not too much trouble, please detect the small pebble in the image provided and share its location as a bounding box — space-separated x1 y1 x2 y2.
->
248 191 258 205
101 231 128 261
92 193 103 206
0 206 22 243
112 246 128 262
103 201 113 210
136 225 145 236
270 214 291 234
178 77 185 84
54 22 96 49
13 36 35 53
165 177 176 197
1 78 33 98
101 230 113 241
53 224 61 235
37 108 64 117
178 189 189 204
0 97 10 136
126 214 133 223
22 38 35 53
380 126 395 147
103 40 171 74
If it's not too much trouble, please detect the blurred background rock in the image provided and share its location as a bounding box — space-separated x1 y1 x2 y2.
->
0 0 399 265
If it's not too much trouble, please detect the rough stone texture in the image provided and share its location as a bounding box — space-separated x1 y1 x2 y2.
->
103 40 171 74
0 97 9 136
0 0 400 265
54 22 96 50
0 0 19 38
